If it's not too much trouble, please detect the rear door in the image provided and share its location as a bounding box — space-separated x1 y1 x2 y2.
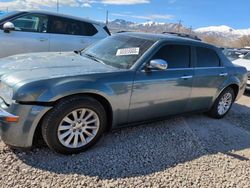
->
188 46 228 111
48 16 98 52
0 13 49 57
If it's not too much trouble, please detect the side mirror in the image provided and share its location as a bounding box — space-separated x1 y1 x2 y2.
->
147 59 168 70
3 22 15 33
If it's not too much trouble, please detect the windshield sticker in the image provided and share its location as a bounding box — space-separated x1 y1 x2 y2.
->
116 47 140 56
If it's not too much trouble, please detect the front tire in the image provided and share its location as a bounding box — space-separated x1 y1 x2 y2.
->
41 96 107 154
208 87 235 119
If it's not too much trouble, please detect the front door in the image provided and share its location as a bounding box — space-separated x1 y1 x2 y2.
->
129 44 194 122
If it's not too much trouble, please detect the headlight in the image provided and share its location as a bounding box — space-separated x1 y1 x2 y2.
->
0 83 14 105
247 71 250 78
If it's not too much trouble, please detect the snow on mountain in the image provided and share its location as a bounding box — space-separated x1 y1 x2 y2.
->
141 21 165 26
195 25 250 38
195 25 234 33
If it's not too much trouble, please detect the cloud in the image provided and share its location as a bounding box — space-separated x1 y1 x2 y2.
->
81 3 92 7
111 13 175 21
101 0 150 5
0 0 151 11
0 0 79 10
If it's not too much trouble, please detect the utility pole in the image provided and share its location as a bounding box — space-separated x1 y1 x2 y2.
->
57 0 59 13
189 26 192 34
177 19 182 33
106 10 109 25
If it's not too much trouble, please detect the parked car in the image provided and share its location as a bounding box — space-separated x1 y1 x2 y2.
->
0 11 110 58
233 52 250 90
222 49 248 61
0 33 247 154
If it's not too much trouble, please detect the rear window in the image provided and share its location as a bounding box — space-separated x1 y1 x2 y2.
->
49 16 97 36
196 47 220 67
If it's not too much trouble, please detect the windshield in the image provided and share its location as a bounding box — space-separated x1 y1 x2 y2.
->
82 35 155 69
243 53 250 60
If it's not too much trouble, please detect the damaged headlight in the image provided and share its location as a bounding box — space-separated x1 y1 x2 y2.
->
0 83 14 105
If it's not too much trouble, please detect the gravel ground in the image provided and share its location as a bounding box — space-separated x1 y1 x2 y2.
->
0 93 250 188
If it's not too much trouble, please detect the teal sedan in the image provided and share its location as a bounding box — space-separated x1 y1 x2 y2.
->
0 33 248 154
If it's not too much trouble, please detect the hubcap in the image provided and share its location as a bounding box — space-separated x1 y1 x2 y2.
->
217 92 232 116
57 108 100 149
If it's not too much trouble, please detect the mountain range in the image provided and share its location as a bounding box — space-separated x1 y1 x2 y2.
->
108 19 250 47
195 25 250 39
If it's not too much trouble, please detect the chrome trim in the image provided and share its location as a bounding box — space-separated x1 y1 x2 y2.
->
219 73 228 77
149 59 168 70
141 66 225 72
194 67 225 69
181 75 193 79
141 67 194 72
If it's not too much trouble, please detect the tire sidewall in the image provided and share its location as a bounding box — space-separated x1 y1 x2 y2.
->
212 88 235 118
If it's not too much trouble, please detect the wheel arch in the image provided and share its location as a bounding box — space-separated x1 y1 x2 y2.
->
213 83 240 106
33 92 114 146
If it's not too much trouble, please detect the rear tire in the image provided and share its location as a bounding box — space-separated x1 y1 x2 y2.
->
208 87 235 119
41 96 107 155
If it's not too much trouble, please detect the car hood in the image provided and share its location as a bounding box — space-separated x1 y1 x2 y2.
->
0 52 119 86
233 59 250 71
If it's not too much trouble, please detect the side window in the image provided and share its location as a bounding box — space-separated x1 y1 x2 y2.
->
50 16 97 36
50 17 79 35
152 44 190 68
80 21 98 36
196 47 220 67
11 14 48 33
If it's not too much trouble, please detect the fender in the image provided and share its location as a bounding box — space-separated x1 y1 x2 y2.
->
13 71 135 126
212 75 241 105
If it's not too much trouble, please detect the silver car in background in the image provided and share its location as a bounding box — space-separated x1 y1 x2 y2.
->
0 11 110 58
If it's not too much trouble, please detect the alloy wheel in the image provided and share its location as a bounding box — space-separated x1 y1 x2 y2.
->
57 108 100 148
217 92 233 116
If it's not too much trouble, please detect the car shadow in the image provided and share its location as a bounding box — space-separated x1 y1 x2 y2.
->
244 90 250 97
10 102 250 180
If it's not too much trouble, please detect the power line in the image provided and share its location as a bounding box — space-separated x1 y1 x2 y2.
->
189 26 193 34
177 19 182 33
57 0 59 13
106 10 109 25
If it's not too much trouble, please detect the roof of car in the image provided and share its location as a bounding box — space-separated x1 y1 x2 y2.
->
117 32 214 47
18 10 104 26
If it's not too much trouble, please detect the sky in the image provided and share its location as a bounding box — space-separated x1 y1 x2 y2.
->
0 0 250 29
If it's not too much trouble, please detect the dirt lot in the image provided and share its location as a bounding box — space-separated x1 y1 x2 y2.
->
0 93 250 188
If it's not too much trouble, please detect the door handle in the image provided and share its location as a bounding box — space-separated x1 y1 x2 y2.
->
181 75 193 79
38 38 48 42
219 73 228 77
